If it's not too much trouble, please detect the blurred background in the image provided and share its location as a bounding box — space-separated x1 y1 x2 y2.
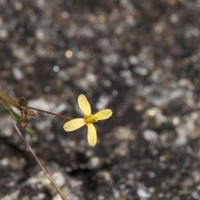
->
0 0 200 199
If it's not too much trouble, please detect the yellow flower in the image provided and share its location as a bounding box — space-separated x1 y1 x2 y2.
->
63 94 112 147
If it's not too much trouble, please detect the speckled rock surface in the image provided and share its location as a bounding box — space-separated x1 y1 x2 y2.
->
1 0 200 199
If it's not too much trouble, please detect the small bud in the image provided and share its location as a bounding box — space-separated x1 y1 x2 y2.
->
27 110 37 117
21 120 28 128
20 110 28 128
18 97 28 107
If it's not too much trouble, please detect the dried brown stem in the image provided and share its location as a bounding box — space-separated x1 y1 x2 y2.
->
26 106 72 120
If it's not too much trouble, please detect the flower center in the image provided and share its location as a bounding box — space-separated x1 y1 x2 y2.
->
84 115 97 124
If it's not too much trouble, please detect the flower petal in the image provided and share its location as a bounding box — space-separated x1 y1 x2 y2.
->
63 118 85 132
93 109 112 121
87 123 97 147
78 94 91 116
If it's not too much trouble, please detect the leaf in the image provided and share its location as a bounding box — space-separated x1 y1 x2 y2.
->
25 125 34 135
0 100 12 111
9 110 21 124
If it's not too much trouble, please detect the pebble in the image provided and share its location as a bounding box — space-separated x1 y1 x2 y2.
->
96 95 110 110
12 67 24 80
137 187 151 199
143 129 158 143
89 156 101 168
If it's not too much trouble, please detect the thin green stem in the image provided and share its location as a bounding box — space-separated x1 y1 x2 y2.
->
0 90 70 199
11 119 69 200
46 173 69 200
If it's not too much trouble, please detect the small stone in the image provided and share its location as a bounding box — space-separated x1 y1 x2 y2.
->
145 107 167 129
129 56 139 65
98 195 105 200
89 156 101 168
12 67 23 80
143 130 158 143
53 65 60 72
0 29 8 40
137 188 151 198
35 29 45 40
1 158 9 166
96 95 110 110
114 126 135 140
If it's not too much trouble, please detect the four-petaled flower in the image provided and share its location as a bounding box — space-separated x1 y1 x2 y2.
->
63 94 112 147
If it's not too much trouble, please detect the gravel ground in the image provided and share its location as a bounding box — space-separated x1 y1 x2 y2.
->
0 0 200 199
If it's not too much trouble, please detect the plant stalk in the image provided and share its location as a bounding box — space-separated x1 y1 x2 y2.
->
26 106 72 120
11 120 69 200
0 90 19 107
